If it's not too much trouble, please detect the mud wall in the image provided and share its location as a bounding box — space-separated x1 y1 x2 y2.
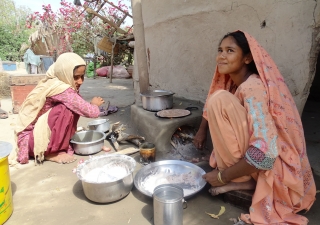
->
132 0 320 114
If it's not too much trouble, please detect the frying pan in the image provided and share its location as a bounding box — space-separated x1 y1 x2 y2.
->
155 107 198 119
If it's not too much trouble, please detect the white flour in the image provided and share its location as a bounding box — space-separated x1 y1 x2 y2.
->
84 165 128 183
141 171 199 196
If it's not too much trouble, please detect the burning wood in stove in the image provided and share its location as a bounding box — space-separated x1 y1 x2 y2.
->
106 122 145 151
170 125 210 163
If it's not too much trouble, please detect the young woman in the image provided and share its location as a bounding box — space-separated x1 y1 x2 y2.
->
194 31 316 224
14 52 105 164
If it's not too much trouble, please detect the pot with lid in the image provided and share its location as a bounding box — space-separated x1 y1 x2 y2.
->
140 90 174 112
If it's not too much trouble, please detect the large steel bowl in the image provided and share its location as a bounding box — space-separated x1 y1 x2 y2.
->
134 160 206 198
76 154 136 203
70 130 106 155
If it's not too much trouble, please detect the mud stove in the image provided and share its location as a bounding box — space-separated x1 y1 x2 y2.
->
131 98 211 162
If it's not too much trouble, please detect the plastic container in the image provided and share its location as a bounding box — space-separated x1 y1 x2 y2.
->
0 141 13 224
153 184 187 225
2 61 16 71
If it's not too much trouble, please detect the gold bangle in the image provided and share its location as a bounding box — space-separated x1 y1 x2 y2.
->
217 171 226 185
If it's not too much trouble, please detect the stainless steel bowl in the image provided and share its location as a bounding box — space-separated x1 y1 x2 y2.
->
70 130 106 155
87 119 110 133
76 154 136 203
134 160 206 198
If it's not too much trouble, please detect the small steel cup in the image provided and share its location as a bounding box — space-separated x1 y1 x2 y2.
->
139 142 156 165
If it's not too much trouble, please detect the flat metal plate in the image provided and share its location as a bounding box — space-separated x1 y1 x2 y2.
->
134 160 206 198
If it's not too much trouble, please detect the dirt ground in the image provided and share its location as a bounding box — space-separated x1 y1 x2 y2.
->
1 77 320 225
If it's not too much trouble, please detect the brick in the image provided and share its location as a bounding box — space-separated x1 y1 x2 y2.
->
9 74 45 86
9 74 46 114
10 85 37 113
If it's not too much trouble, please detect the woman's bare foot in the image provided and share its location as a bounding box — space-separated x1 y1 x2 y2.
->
45 152 77 164
209 179 256 196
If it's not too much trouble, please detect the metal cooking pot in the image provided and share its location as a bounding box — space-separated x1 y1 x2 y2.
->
70 130 106 155
140 90 175 112
87 119 110 133
153 184 187 225
76 154 136 203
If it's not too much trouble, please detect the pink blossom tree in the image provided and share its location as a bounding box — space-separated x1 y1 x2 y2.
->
26 0 131 56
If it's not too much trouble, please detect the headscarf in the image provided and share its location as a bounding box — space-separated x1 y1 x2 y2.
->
15 52 85 134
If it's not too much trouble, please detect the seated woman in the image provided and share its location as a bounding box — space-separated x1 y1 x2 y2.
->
14 52 104 164
193 31 316 224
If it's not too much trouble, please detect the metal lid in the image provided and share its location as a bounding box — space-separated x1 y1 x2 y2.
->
140 90 174 97
0 141 13 158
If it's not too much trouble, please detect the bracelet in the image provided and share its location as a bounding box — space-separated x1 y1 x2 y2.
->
217 171 227 185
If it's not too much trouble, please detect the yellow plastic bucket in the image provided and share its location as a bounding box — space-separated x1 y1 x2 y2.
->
0 142 13 224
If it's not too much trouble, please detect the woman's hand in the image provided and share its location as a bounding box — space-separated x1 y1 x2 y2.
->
193 128 207 149
193 118 208 149
202 170 226 187
91 96 105 106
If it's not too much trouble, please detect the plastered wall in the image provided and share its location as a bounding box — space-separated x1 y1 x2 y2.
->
133 0 320 114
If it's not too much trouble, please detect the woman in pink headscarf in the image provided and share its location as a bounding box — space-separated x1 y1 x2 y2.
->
194 31 316 224
13 53 105 165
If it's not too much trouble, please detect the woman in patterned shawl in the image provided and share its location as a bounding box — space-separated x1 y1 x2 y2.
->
13 52 104 165
194 31 316 224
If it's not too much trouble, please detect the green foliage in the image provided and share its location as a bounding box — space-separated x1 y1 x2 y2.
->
86 61 100 78
0 0 32 61
71 31 95 57
0 26 30 61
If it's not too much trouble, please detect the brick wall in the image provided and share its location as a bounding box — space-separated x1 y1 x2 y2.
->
9 74 45 113
10 85 37 113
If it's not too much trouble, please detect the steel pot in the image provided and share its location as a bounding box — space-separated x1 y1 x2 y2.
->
76 154 136 203
140 90 174 112
87 119 110 133
153 184 187 225
70 130 106 155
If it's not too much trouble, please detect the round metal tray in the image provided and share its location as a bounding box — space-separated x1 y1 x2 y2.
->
134 160 206 198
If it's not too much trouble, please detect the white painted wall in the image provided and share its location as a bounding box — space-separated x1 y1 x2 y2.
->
133 0 320 114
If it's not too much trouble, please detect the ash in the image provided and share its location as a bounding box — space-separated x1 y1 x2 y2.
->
168 126 211 163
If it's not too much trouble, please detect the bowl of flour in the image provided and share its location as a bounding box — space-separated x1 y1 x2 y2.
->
76 154 136 203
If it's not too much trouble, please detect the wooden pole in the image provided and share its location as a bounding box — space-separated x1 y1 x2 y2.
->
83 5 127 34
110 14 127 36
104 0 132 18
87 2 106 23
93 54 97 79
131 0 149 93
109 40 116 83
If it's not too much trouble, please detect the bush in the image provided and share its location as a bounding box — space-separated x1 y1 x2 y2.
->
86 61 100 78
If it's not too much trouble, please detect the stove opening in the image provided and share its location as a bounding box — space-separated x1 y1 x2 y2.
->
169 125 211 163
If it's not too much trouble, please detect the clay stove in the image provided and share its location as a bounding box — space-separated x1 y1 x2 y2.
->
131 98 210 162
